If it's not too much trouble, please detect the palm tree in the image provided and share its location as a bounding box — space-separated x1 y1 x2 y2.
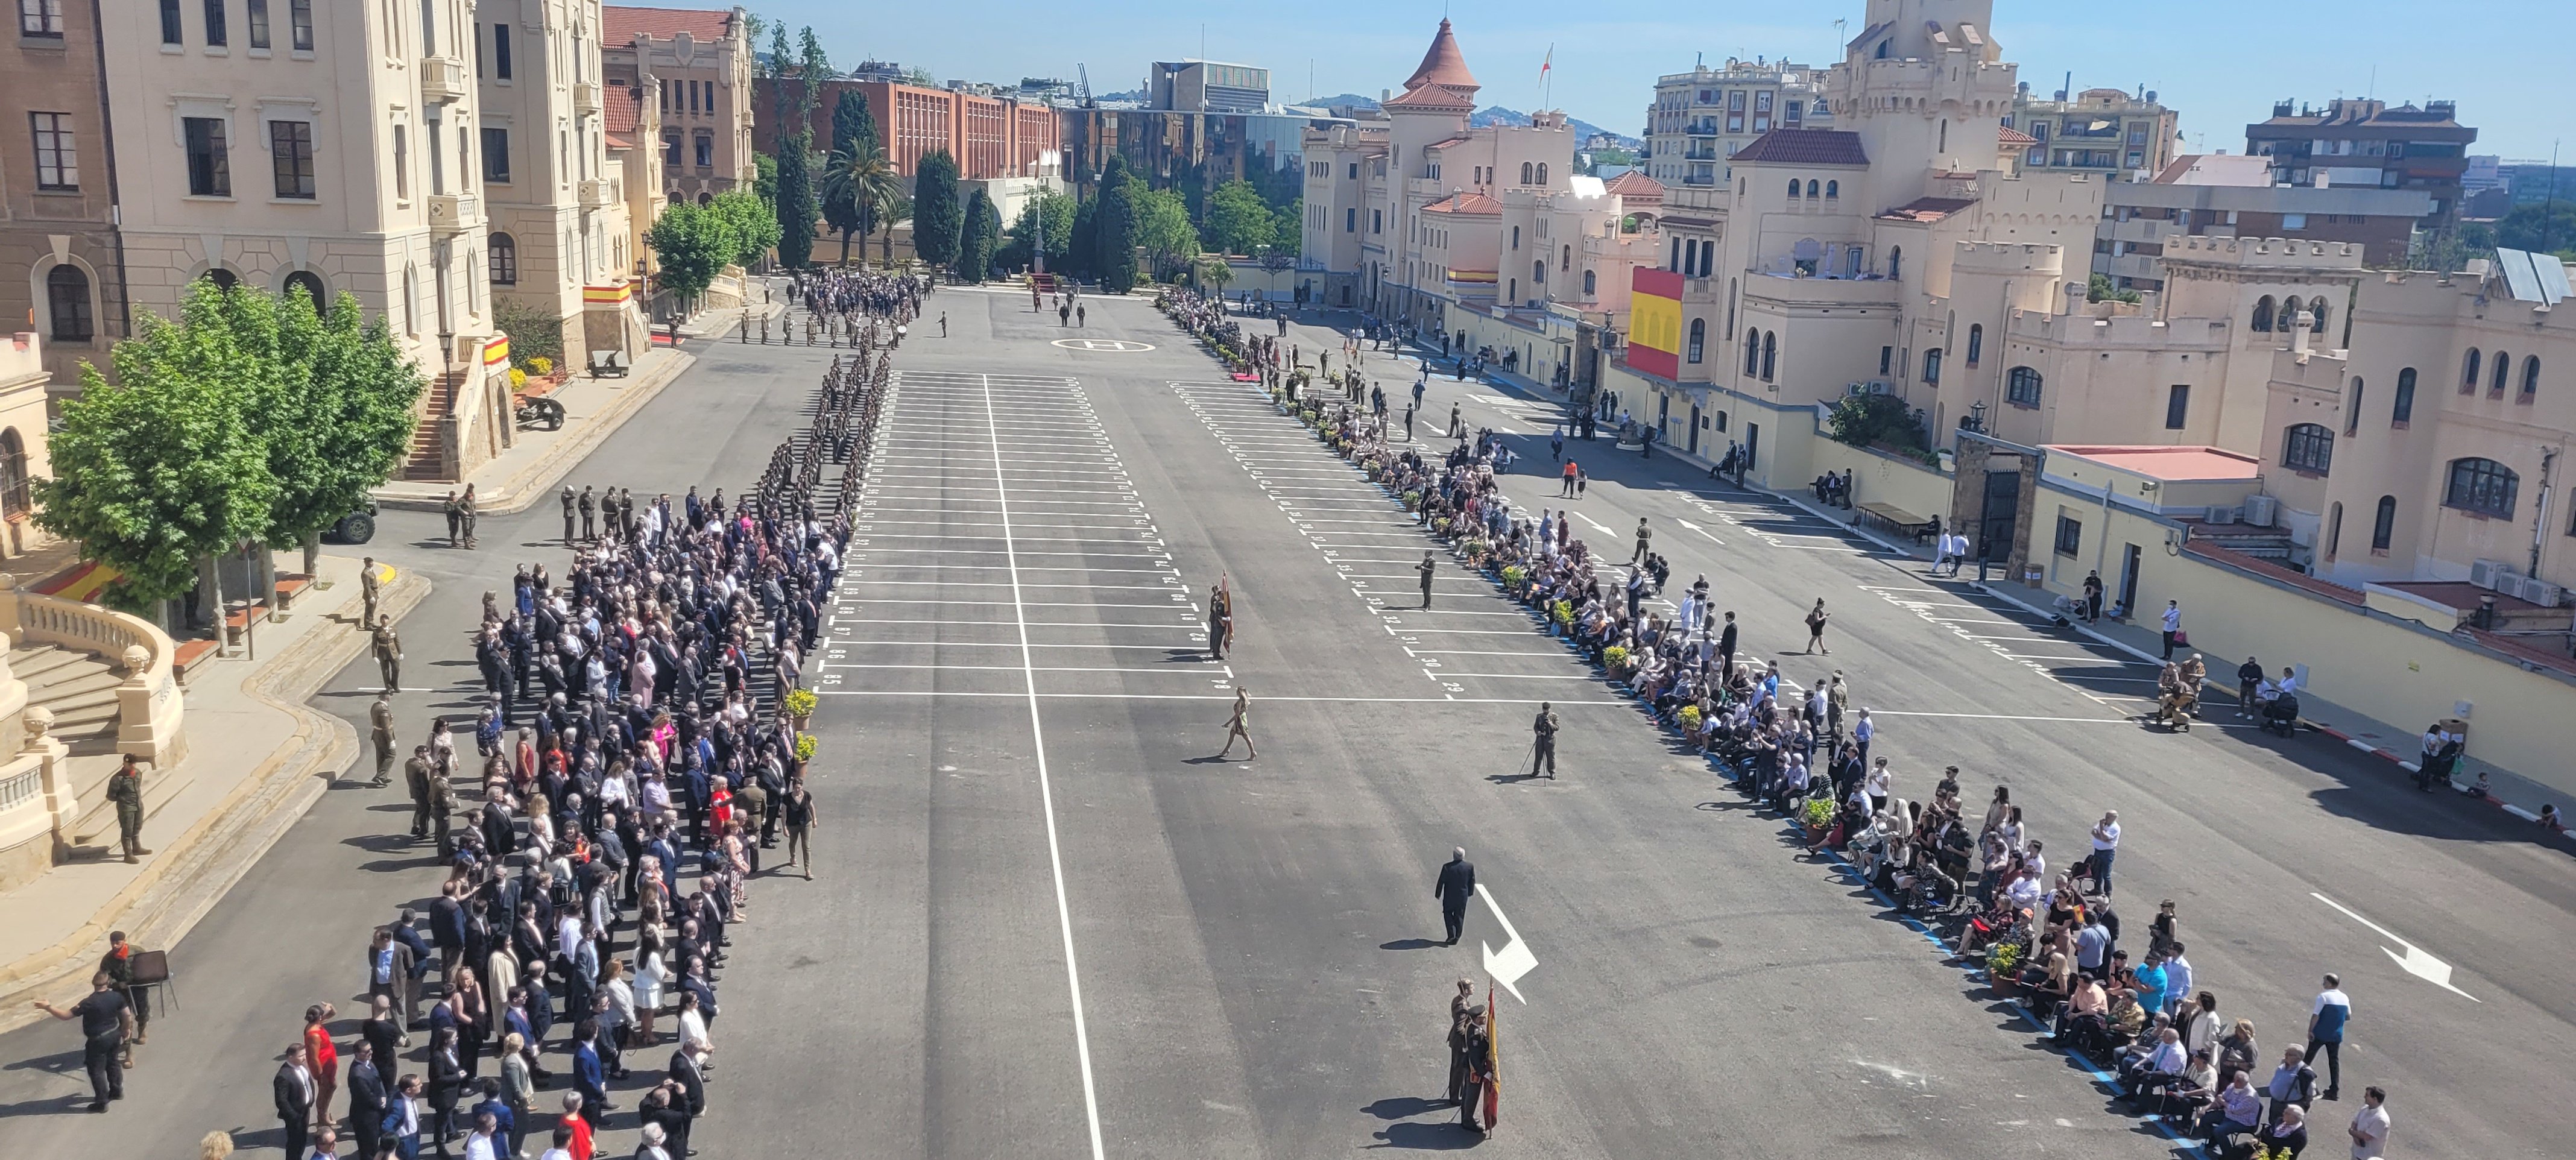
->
819 141 901 267
1193 254 1235 295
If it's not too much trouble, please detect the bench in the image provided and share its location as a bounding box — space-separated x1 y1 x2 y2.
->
1854 501 1938 544
587 349 630 379
172 638 219 684
272 573 313 611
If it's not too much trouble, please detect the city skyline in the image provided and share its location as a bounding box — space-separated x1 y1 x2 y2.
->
666 0 2564 159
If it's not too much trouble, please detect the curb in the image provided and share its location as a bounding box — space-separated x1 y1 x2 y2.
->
0 568 432 1033
373 350 697 516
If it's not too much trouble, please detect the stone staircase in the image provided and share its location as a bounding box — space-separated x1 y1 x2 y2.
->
7 643 192 850
399 371 462 481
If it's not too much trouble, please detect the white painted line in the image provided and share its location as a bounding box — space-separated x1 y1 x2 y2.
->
978 373 1108 1160
812 690 1631 705
2310 892 2479 1001
822 663 1217 673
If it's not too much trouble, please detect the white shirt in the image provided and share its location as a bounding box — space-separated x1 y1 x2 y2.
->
2091 821 2121 852
465 1131 499 1160
2162 606 2182 633
2349 1103 2389 1158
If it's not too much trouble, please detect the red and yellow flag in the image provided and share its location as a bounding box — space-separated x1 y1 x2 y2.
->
1484 982 1501 1127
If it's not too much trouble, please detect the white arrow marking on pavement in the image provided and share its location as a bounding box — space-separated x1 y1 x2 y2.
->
1477 883 1537 1003
2311 892 2479 1001
1577 513 1617 536
1676 518 1725 546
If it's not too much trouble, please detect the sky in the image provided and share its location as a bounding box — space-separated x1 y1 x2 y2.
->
679 0 2569 161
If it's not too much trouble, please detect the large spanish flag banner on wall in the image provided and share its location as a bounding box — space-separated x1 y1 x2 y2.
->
1629 268 1685 380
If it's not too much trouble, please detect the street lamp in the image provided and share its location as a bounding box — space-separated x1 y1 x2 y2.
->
1965 400 1987 433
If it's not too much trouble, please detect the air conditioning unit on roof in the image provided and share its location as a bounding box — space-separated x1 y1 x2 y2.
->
2204 505 2239 525
2470 558 2518 590
2525 579 2568 608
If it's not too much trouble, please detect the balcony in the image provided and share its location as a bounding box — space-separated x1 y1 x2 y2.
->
419 55 469 103
573 81 603 115
578 178 616 209
426 192 479 236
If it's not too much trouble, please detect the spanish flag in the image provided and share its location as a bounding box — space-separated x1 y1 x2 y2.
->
1484 982 1501 1127
1538 46 1553 82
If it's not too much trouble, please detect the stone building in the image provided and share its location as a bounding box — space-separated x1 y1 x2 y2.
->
602 5 754 208
2 0 128 394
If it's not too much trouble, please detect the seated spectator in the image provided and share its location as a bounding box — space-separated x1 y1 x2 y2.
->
2118 1027 2189 1108
2048 976 2110 1050
2161 1050 2221 1125
2255 1102 2309 1158
2199 1071 2264 1152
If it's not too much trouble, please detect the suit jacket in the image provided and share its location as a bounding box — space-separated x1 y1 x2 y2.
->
361 1017 405 1073
393 925 434 977
574 1041 607 1097
667 1050 706 1115
429 898 468 952
274 1063 315 1121
348 1059 390 1115
1718 623 1739 655
1435 859 1476 909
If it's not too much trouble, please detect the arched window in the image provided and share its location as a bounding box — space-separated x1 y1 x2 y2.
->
1759 331 1776 381
1687 318 1705 364
1511 225 1521 249
0 429 27 520
2490 350 2511 395
2250 295 2275 332
696 191 712 206
2006 365 2042 406
283 270 326 310
1887 246 1901 280
43 264 92 342
490 232 518 285
1788 179 1801 199
2282 423 2334 474
2371 495 2396 552
2522 355 2541 400
1532 260 1545 286
205 268 239 292
2310 296 2330 334
2392 368 2416 425
2461 347 2482 392
2445 458 2518 517
2345 377 2364 436
1535 163 1548 185
1825 180 1838 199
1965 323 1983 367
1806 179 1819 198
1520 162 1533 184
1582 270 1596 297
1922 347 1942 385
1561 243 1571 271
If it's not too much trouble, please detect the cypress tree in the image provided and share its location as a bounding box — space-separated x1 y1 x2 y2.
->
1093 155 1140 294
775 135 817 268
913 149 964 270
957 188 1000 283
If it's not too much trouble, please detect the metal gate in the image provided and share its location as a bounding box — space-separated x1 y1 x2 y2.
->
1977 468 2021 563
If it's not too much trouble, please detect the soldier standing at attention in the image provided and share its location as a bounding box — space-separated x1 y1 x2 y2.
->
1217 686 1256 760
1206 584 1233 661
561 487 578 545
427 760 456 857
458 484 479 550
578 485 598 542
1418 552 1438 608
442 490 462 548
359 556 383 628
370 693 399 787
1530 703 1560 780
373 614 403 693
404 745 434 840
106 755 151 863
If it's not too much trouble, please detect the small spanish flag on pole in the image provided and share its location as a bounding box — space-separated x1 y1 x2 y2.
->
1484 982 1501 1128
1538 45 1555 109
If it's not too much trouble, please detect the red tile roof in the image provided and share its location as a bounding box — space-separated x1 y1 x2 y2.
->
1385 81 1473 110
1877 196 1978 222
1404 19 1479 93
603 5 737 43
1422 191 1503 215
604 81 648 139
1727 128 1868 167
1603 170 1665 198
1998 125 2038 147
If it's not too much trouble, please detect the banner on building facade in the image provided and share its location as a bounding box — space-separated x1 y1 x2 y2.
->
1628 268 1684 380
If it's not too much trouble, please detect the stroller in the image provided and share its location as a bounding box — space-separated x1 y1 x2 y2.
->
2261 692 2301 737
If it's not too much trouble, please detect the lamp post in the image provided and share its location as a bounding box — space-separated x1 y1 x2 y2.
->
1965 399 1987 433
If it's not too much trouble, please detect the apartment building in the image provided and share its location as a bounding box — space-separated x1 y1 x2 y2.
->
1639 59 1830 190
4 0 127 392
2246 97 2477 232
2092 154 2432 290
103 0 516 481
476 0 642 363
756 78 1060 181
602 5 753 207
2003 86 2178 182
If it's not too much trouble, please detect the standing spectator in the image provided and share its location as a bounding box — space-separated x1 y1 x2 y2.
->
1804 599 1832 655
347 1039 390 1160
2347 1086 2390 1158
275 1041 317 1160
2265 1045 2319 1125
27 970 131 1112
388 1073 426 1160
560 1091 596 1159
2087 811 2121 897
2160 600 2183 660
1435 848 1476 946
2082 570 2104 622
2237 657 2265 719
2306 974 2350 1101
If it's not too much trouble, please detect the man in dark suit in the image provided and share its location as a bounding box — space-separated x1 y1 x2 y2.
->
347 1039 390 1159
275 1042 317 1159
1434 848 1477 946
666 1041 707 1156
1718 611 1740 682
428 883 469 982
572 1020 610 1125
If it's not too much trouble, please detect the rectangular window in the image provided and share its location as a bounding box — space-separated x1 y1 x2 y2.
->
481 126 509 183
268 119 314 198
2281 213 2307 230
2164 384 2189 430
159 0 181 43
30 112 77 191
246 0 267 48
1372 209 1383 233
201 0 224 46
182 116 230 196
1343 207 1354 233
21 0 64 36
663 134 679 166
392 123 409 198
289 0 309 49
1347 162 1357 180
1878 345 1892 376
494 23 511 79
694 133 712 168
2054 515 2082 558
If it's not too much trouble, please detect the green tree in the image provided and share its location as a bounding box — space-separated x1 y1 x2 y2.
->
1192 253 1234 295
2086 273 2141 304
1201 179 1275 256
491 297 565 375
646 200 734 303
820 139 900 267
2493 202 2576 257
1271 196 1302 257
956 188 1000 283
881 192 911 265
34 279 279 610
1067 193 1100 280
1092 156 1140 292
713 188 781 266
752 153 777 205
774 141 817 268
999 190 1076 273
1134 188 1200 282
912 149 964 270
1825 392 1930 458
264 285 424 573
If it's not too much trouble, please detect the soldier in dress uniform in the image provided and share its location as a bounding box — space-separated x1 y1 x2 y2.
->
370 693 398 787
561 487 578 545
578 485 598 542
359 556 383 627
106 755 151 863
1529 703 1559 780
442 490 462 547
373 614 403 693
1418 552 1438 608
458 484 479 550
